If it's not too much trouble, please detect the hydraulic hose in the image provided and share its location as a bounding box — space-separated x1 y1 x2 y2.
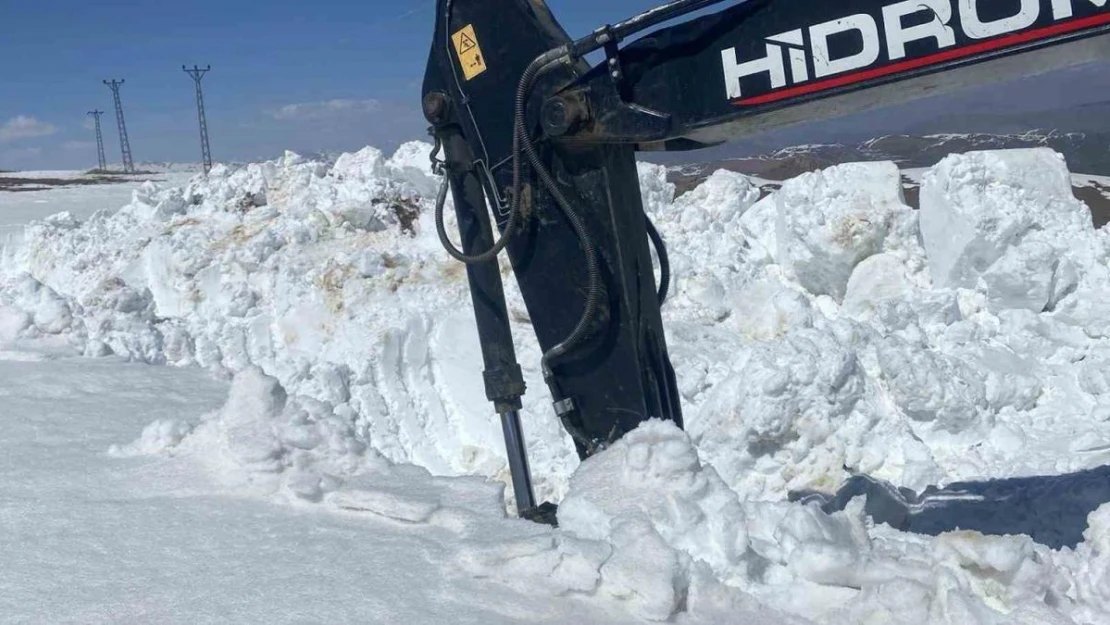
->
515 61 604 378
645 216 670 305
434 41 602 378
434 53 560 264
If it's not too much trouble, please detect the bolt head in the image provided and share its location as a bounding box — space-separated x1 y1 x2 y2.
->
422 92 449 124
543 99 571 136
541 94 589 137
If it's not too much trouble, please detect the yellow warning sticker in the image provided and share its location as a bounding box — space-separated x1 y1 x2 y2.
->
451 24 487 81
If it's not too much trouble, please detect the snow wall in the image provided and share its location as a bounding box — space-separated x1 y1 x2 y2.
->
4 144 1110 623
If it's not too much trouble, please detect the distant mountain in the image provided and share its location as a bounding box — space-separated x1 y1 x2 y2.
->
863 131 1110 174
667 131 1110 228
672 131 1110 183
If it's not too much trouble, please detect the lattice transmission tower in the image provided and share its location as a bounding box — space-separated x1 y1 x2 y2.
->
183 65 213 174
103 79 135 173
86 110 107 171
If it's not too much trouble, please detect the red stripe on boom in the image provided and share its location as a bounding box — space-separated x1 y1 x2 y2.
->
731 12 1110 107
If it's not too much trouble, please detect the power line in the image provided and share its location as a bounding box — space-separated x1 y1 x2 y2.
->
183 65 213 174
102 79 135 173
86 110 107 171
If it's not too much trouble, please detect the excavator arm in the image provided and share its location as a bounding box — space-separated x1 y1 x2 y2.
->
420 0 1110 522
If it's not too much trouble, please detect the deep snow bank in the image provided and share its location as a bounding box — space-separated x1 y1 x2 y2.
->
121 365 1110 624
1 144 577 501
555 419 1110 624
5 144 1110 501
4 143 1110 622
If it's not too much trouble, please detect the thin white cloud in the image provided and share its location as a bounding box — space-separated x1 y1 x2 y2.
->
0 115 58 143
267 99 381 121
63 140 96 151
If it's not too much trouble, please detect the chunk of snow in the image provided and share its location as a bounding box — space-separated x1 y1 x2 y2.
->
842 252 915 319
727 275 814 340
689 325 866 495
107 418 194 457
919 149 1093 314
776 162 910 301
559 420 750 579
876 335 988 432
0 305 32 341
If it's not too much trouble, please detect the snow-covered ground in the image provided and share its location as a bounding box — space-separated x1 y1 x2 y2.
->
1074 173 1110 203
0 171 195 240
1 170 91 179
2 349 751 623
3 145 1110 623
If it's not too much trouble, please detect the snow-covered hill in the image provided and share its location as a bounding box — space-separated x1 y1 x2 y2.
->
670 130 1110 187
2 143 1110 623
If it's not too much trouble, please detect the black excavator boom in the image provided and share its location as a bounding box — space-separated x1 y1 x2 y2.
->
420 0 1110 522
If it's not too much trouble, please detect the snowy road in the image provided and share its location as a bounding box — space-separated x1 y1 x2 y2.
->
0 346 661 624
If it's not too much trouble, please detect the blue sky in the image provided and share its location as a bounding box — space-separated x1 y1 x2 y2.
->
0 0 666 170
1 0 1107 170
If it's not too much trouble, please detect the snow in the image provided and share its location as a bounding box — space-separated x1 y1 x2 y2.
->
0 170 194 242
4 142 1110 623
775 161 911 301
919 149 1092 313
0 169 88 179
0 352 674 624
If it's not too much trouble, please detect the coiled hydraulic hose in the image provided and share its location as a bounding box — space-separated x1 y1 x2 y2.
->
434 53 559 264
433 45 604 378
